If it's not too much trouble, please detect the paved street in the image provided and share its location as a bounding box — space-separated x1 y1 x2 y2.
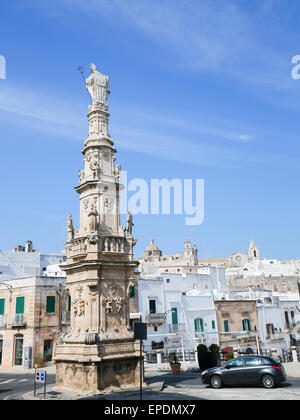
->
0 369 56 400
142 371 300 400
2 367 300 400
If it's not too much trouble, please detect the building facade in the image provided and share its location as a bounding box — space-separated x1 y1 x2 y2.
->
0 276 69 368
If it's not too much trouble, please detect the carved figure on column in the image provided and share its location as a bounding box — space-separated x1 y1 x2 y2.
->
88 201 98 232
86 63 111 109
67 214 74 241
126 210 134 237
113 164 121 178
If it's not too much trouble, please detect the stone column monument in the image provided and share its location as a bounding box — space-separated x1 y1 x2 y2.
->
55 63 140 392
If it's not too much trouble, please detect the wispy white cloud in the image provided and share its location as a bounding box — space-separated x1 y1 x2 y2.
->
1 82 299 170
25 0 295 91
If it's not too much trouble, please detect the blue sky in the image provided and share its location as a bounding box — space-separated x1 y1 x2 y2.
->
1 0 300 260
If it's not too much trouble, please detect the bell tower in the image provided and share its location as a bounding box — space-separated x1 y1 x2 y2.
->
55 64 140 392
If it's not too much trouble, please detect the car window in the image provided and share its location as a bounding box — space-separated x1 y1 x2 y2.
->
245 357 262 366
265 357 280 365
227 358 244 368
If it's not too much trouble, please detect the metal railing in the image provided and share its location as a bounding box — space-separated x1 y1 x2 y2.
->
145 350 196 364
168 323 185 333
61 311 71 325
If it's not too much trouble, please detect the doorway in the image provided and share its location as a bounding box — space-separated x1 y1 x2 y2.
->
43 340 53 362
14 335 23 366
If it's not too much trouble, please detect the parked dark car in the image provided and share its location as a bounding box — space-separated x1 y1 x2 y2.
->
201 355 286 389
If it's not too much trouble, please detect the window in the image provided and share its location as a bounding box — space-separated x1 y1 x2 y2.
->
0 298 4 315
46 296 56 313
171 308 178 325
245 357 262 366
227 358 243 368
166 279 170 283
129 285 135 298
16 297 24 314
154 326 158 332
194 318 204 333
242 319 251 332
224 320 229 332
149 300 156 314
212 320 216 330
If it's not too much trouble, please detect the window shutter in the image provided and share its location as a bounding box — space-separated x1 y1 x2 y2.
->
16 297 24 314
194 319 198 332
46 296 56 313
129 286 135 298
212 320 215 330
0 298 4 315
200 318 204 332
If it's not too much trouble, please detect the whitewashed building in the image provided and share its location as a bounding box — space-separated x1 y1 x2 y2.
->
0 241 66 281
230 288 300 352
138 269 228 353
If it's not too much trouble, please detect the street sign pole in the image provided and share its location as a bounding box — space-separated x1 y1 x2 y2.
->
134 318 147 402
34 369 36 397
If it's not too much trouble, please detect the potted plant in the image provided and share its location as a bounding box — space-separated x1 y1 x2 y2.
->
207 344 220 368
34 356 45 368
222 346 234 361
168 352 181 375
197 344 209 371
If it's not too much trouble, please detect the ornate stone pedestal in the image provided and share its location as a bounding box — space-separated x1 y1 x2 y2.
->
55 63 141 392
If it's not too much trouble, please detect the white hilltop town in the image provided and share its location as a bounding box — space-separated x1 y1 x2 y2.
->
0 63 300 398
0 234 300 371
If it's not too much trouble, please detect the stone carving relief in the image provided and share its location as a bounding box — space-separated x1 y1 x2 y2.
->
104 286 124 314
73 287 86 318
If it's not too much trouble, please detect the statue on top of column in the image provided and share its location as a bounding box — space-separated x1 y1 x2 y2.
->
86 63 111 109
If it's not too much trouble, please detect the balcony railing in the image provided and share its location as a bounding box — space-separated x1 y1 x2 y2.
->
145 313 165 325
9 314 26 327
168 323 185 333
0 315 6 328
61 311 71 325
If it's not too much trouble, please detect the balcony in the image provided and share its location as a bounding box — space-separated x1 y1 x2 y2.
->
61 311 71 325
10 314 27 327
168 323 185 334
268 333 285 341
145 313 165 325
0 315 6 328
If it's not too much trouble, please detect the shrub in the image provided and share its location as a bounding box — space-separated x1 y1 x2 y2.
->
197 344 208 353
208 344 220 353
168 352 179 365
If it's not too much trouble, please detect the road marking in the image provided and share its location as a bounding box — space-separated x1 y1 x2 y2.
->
0 379 16 384
18 379 29 383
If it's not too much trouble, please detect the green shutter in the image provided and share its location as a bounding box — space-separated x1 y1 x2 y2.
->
68 295 71 311
194 319 198 332
212 320 215 330
0 298 5 315
16 297 24 314
46 296 56 313
242 319 246 331
224 320 229 332
200 318 204 332
171 308 178 325
129 286 135 298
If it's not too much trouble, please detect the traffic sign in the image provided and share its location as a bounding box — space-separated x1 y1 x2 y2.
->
35 370 46 383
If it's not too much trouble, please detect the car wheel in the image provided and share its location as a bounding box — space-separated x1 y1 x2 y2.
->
262 375 276 389
210 375 223 389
